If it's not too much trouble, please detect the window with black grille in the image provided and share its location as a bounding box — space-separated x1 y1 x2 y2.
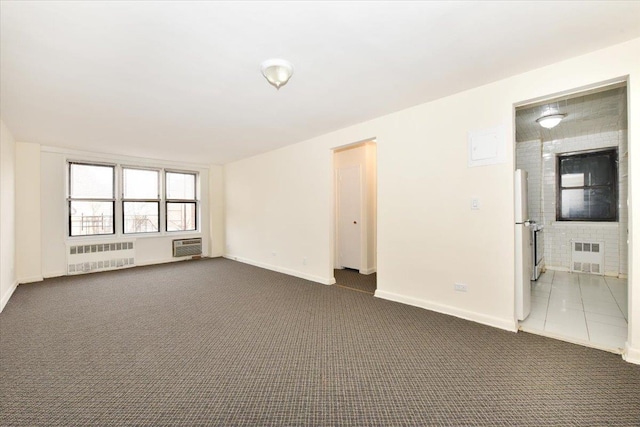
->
557 149 617 221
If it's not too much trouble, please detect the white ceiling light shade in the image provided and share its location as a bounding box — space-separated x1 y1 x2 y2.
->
260 59 294 90
536 113 566 129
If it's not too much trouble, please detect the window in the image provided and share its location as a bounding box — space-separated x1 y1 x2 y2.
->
123 168 160 234
557 149 618 221
165 171 197 232
68 163 115 236
68 163 199 237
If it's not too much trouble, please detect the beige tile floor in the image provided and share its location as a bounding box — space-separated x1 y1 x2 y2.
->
520 270 628 352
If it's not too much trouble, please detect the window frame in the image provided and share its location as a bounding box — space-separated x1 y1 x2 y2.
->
122 166 161 235
556 148 618 222
67 161 116 237
164 170 199 233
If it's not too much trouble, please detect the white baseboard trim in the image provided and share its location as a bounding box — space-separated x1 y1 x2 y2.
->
374 289 517 332
360 267 376 275
623 342 640 365
18 275 44 284
224 255 335 285
135 256 213 267
43 271 67 279
0 280 19 313
544 266 570 273
546 266 628 279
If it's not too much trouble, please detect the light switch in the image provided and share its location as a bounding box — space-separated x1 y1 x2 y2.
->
471 198 480 210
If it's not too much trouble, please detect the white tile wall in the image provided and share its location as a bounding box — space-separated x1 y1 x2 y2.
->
516 130 628 276
515 139 542 222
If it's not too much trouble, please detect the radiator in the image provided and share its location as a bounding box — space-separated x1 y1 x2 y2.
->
67 241 135 275
571 240 604 275
173 238 202 257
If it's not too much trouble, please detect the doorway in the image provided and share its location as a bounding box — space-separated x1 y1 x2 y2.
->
332 140 377 294
514 81 629 353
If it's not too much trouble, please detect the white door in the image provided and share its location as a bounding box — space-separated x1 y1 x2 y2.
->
338 166 361 270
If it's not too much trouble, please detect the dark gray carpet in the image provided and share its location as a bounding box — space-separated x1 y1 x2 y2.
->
334 268 376 294
1 258 639 426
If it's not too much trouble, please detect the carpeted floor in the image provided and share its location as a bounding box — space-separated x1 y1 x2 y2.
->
333 268 376 294
1 258 639 426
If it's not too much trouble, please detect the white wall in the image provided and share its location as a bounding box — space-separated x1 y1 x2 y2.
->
225 140 334 284
0 120 17 312
515 139 543 223
16 142 42 283
333 142 377 274
224 38 640 363
209 165 225 257
39 146 218 278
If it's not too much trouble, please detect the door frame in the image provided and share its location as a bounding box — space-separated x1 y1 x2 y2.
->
512 77 632 358
330 138 377 281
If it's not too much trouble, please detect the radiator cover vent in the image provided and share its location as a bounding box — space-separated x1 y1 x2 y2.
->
571 240 604 275
173 238 202 257
67 240 135 275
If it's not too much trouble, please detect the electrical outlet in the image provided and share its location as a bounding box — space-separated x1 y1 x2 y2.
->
303 257 307 265
271 252 277 257
454 283 468 292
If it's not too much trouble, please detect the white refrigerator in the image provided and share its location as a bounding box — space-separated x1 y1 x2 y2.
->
515 169 532 321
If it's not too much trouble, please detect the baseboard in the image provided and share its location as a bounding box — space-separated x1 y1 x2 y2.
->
374 289 517 332
0 280 19 313
623 342 640 365
224 255 335 285
18 275 44 284
544 266 570 273
135 256 214 268
43 271 67 279
546 265 627 279
360 267 376 275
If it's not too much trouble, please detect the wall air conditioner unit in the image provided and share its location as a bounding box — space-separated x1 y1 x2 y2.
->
173 238 202 257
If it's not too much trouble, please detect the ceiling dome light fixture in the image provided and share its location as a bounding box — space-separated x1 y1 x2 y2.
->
536 113 567 129
260 59 294 90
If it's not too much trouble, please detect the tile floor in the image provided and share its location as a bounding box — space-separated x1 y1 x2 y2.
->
519 270 628 352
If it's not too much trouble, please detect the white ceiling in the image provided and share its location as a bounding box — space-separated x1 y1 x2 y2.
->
2 1 639 165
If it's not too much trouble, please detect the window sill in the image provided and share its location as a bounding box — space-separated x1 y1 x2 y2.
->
67 231 202 242
551 221 618 227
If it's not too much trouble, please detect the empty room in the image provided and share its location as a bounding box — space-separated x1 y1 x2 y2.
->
1 1 640 425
